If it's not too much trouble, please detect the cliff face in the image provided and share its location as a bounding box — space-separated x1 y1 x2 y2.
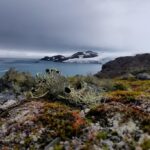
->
96 53 150 78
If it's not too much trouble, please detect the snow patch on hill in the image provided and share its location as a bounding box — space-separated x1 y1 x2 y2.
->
64 51 135 64
64 56 101 63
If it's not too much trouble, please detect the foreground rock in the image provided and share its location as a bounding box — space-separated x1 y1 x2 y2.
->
0 100 86 150
0 98 149 150
96 53 150 78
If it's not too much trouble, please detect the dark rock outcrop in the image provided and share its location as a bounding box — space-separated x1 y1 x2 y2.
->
70 51 98 59
96 53 150 78
41 55 67 62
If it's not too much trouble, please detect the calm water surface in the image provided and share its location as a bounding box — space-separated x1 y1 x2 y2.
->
0 58 101 76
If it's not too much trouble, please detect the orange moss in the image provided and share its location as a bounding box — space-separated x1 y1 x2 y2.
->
35 102 87 138
72 111 85 130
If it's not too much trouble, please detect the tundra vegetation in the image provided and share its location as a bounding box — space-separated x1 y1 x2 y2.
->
0 68 150 150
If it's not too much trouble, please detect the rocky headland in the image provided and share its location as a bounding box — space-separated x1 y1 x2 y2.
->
96 53 150 78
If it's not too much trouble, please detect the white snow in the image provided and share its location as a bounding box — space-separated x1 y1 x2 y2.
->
64 56 102 63
63 51 135 64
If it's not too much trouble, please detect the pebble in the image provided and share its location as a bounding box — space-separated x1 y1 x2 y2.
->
110 136 122 143
84 108 90 114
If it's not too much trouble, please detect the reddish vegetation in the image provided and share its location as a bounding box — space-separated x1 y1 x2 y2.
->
72 111 85 130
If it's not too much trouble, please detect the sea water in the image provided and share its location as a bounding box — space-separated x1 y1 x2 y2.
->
0 58 101 76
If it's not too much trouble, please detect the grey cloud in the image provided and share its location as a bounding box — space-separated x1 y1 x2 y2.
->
0 0 150 56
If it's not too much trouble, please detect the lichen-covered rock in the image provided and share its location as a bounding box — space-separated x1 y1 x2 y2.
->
0 100 86 150
0 99 17 110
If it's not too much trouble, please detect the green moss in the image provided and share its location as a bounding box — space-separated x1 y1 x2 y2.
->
113 83 128 91
142 125 150 133
24 136 32 145
0 121 3 127
127 140 136 150
141 139 150 150
107 90 142 101
98 79 115 91
102 144 109 150
96 131 108 140
29 145 36 150
68 75 100 88
54 144 64 150
141 120 150 134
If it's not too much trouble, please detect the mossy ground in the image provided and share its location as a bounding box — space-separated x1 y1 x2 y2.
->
0 70 150 149
0 101 86 150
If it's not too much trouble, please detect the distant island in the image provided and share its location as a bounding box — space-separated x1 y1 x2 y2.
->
40 51 101 63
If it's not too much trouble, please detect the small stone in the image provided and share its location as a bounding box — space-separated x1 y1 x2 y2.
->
20 140 25 144
32 135 38 142
110 136 121 143
134 131 142 141
84 108 90 114
117 141 126 148
22 132 27 138
80 110 85 118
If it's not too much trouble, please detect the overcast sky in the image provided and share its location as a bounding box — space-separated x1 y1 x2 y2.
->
0 0 150 58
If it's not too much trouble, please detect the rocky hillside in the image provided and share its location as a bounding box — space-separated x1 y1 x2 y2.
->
96 53 150 78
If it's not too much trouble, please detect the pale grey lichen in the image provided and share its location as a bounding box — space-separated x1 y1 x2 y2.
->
30 68 68 99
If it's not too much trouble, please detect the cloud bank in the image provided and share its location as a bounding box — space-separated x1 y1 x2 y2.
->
0 0 150 57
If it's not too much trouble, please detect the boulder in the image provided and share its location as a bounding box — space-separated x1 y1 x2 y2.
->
119 73 135 80
136 73 150 80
